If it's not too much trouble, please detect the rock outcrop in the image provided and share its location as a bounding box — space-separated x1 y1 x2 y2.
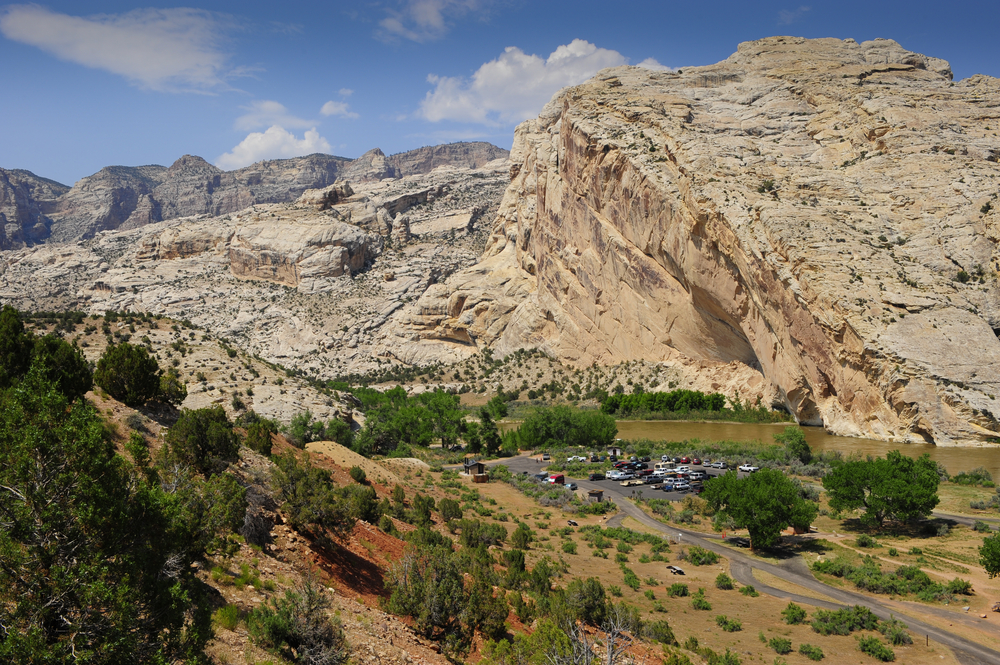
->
395 37 1000 446
0 168 69 249
2 142 509 246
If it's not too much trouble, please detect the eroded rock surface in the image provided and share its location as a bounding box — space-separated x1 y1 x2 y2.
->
398 37 1000 445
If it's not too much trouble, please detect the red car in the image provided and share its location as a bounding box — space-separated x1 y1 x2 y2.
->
679 456 690 464
692 458 702 466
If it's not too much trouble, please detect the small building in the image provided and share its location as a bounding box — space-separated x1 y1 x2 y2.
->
587 489 604 503
463 459 486 475
608 446 624 458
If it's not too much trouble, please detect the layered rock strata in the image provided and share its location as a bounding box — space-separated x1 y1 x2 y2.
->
395 37 1000 445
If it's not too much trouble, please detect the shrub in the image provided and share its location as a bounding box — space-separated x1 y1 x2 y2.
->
857 635 895 661
691 588 711 611
687 546 719 566
782 602 807 625
973 520 992 533
644 619 677 645
608 585 622 597
562 540 578 554
768 637 792 654
247 577 349 664
246 419 278 455
798 644 824 661
511 522 534 549
166 406 239 475
810 606 879 636
715 573 734 590
856 534 878 548
668 583 689 597
94 342 161 407
909 547 922 555
644 589 655 600
739 585 759 597
622 567 641 591
887 548 898 556
348 465 367 484
878 618 912 645
716 615 742 632
615 553 629 564
617 541 633 553
213 604 241 631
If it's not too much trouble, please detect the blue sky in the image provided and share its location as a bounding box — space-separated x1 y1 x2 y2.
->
2 1 999 185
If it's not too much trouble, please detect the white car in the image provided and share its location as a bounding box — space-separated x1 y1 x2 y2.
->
711 461 728 469
738 464 760 473
607 470 623 480
674 481 691 492
675 466 690 474
567 455 587 462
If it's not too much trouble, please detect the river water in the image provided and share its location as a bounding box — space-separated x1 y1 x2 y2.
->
506 419 1000 480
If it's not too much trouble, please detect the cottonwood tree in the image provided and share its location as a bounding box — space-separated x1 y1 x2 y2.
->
981 533 1000 578
703 468 818 549
822 451 939 529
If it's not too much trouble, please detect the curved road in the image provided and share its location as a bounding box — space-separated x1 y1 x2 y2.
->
492 455 1000 665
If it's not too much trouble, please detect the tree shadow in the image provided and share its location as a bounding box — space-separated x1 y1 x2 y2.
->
309 539 388 599
838 516 959 538
723 535 832 561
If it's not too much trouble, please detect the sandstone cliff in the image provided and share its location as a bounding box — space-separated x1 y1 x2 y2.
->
0 168 69 249
2 142 509 245
395 37 1000 446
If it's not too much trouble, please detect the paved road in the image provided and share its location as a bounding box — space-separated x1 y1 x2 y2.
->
490 455 1000 665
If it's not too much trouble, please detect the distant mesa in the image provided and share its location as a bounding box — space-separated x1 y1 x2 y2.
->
0 141 509 249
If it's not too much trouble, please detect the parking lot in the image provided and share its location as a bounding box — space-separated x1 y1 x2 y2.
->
497 454 758 504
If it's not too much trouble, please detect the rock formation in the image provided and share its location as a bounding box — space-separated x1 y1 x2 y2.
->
0 168 69 249
394 37 1000 446
2 142 509 246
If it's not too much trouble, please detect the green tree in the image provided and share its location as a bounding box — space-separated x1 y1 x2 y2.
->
159 366 188 405
247 575 349 665
822 451 939 529
485 394 509 420
0 305 32 389
703 468 818 550
246 419 278 455
439 497 463 523
565 577 608 626
272 453 356 540
774 426 811 463
166 406 239 475
325 418 354 449
94 342 162 407
0 368 212 663
981 533 1000 578
511 522 534 549
386 545 465 638
480 408 503 456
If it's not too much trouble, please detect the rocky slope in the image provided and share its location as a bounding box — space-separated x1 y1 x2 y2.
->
396 37 1000 446
0 142 507 246
0 158 511 379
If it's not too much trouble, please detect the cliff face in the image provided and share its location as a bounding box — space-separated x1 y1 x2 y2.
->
0 168 70 249
402 37 1000 446
4 142 509 245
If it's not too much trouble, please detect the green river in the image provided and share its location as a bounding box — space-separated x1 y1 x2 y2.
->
508 420 1000 480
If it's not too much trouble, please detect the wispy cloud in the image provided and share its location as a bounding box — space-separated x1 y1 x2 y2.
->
0 5 236 92
777 5 810 25
235 100 313 131
420 39 660 126
216 126 331 170
377 0 487 43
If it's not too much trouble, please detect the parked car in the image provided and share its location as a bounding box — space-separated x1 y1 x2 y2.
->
674 481 691 492
661 481 675 492
702 458 712 465
566 482 578 490
675 466 691 474
607 470 622 480
711 461 728 469
619 472 636 480
588 473 605 481
689 471 707 481
671 457 681 464
547 474 565 484
542 452 551 461
692 458 702 466
661 454 670 461
641 456 651 462
738 464 760 473
590 454 600 462
629 456 638 461
608 455 618 463
567 455 587 462
637 469 654 477
533 472 549 481
679 456 690 464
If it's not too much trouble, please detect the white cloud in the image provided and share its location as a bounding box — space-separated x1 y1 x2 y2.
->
338 88 354 97
320 101 359 119
778 6 810 25
235 100 312 131
378 0 484 42
636 57 674 72
216 126 332 170
0 5 233 92
420 39 630 125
